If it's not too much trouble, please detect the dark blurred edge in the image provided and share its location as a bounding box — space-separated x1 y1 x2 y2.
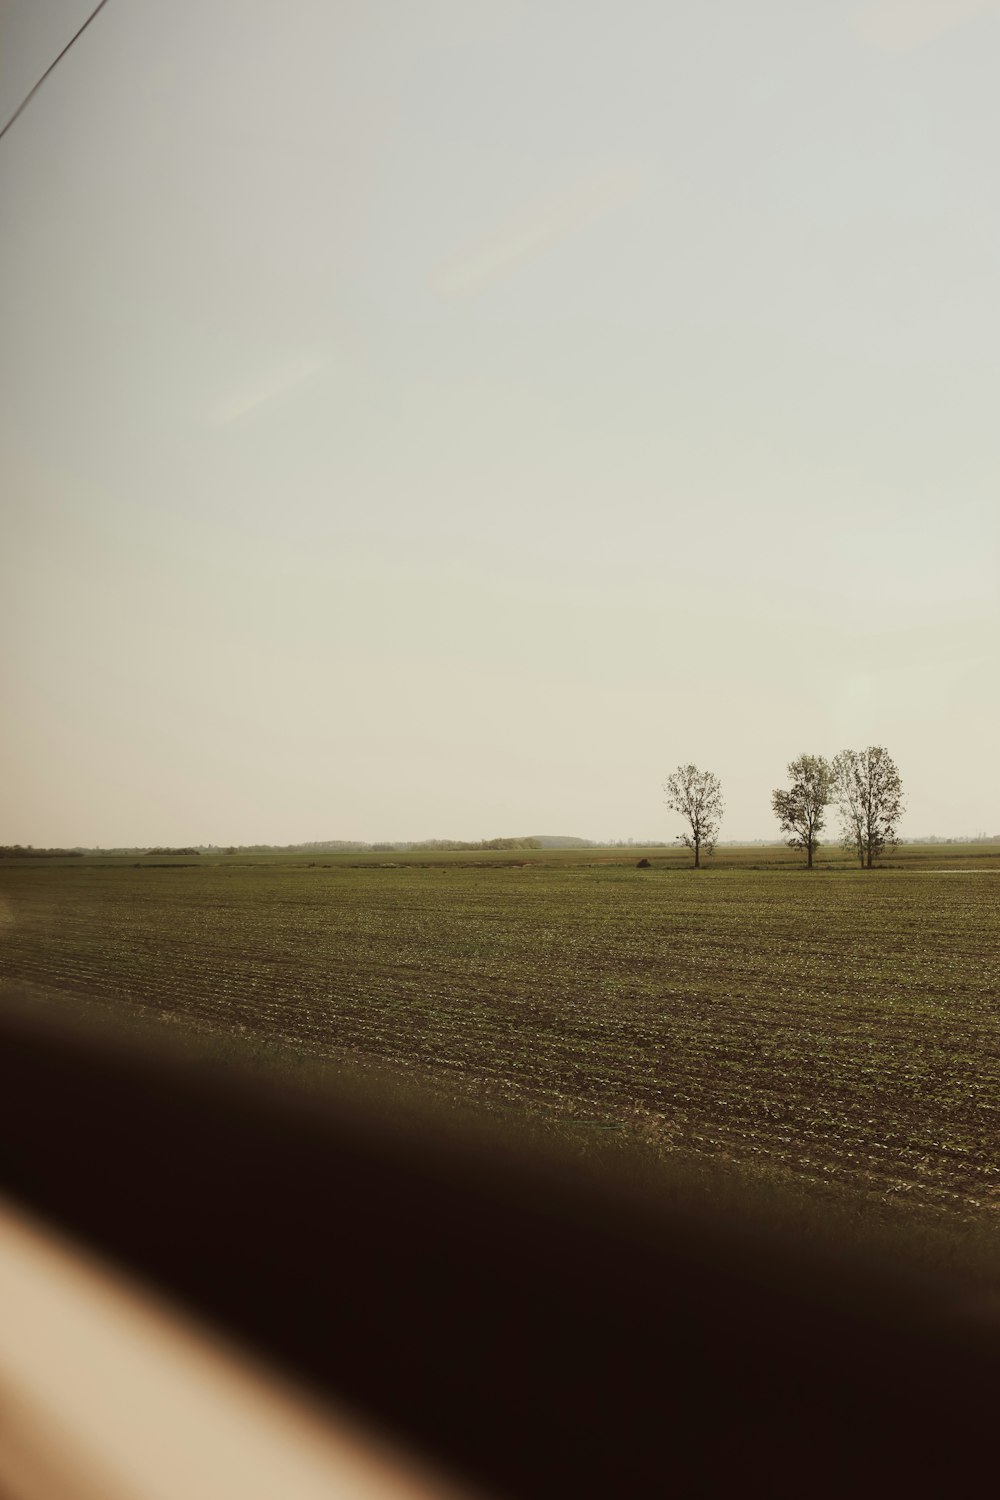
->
0 995 997 1498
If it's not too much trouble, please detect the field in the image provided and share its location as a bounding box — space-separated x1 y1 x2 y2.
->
2 842 1000 1251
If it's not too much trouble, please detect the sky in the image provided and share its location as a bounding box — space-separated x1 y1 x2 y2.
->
2 0 998 845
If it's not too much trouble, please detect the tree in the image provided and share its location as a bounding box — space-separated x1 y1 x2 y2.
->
771 754 833 868
663 764 724 868
831 746 904 869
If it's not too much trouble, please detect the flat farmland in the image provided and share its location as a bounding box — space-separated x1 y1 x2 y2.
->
2 846 999 1231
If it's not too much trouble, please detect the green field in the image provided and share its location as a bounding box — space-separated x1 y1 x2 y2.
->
2 842 999 1248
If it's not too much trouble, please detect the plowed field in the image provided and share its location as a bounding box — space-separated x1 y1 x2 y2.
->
2 851 999 1229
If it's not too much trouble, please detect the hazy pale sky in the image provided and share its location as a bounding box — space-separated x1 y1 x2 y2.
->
2 0 998 845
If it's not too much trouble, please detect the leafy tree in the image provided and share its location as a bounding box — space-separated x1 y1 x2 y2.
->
663 764 724 868
771 754 833 868
831 746 904 869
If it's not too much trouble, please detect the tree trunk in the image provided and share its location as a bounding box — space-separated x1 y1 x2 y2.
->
694 840 700 869
807 842 813 869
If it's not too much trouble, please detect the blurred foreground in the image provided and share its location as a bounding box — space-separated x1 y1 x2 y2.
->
1 997 999 1498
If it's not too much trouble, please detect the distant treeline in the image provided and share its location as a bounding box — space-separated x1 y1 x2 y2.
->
203 835 597 854
5 834 997 860
602 839 671 849
918 834 1000 844
214 837 554 854
0 846 83 858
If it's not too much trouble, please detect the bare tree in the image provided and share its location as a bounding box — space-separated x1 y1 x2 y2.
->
771 754 833 868
663 764 724 868
831 747 904 869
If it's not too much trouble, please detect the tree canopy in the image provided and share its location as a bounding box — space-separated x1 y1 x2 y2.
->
832 747 905 868
771 754 834 868
663 764 724 868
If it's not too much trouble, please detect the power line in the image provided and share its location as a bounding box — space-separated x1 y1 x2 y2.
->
0 0 112 145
